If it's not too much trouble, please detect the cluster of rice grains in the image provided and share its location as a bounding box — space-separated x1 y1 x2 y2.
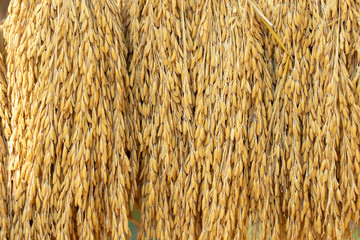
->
262 0 360 239
126 0 196 238
4 0 136 239
127 0 265 239
127 0 360 240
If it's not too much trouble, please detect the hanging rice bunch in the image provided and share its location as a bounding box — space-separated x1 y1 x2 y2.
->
126 0 198 239
338 1 360 238
126 0 256 239
0 50 11 240
259 0 306 239
278 1 314 239
4 0 135 239
191 1 254 239
314 6 341 239
239 1 277 239
171 1 198 239
192 1 225 238
255 1 288 239
307 1 360 239
256 0 360 239
3 0 38 238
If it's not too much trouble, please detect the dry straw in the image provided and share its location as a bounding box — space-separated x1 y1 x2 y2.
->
4 0 135 239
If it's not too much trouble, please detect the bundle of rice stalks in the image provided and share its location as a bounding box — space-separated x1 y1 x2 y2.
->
191 1 257 239
126 0 256 239
0 50 11 240
128 0 360 240
257 0 299 239
126 0 195 238
4 0 136 239
259 0 360 239
234 1 282 239
269 1 314 238
304 1 360 239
